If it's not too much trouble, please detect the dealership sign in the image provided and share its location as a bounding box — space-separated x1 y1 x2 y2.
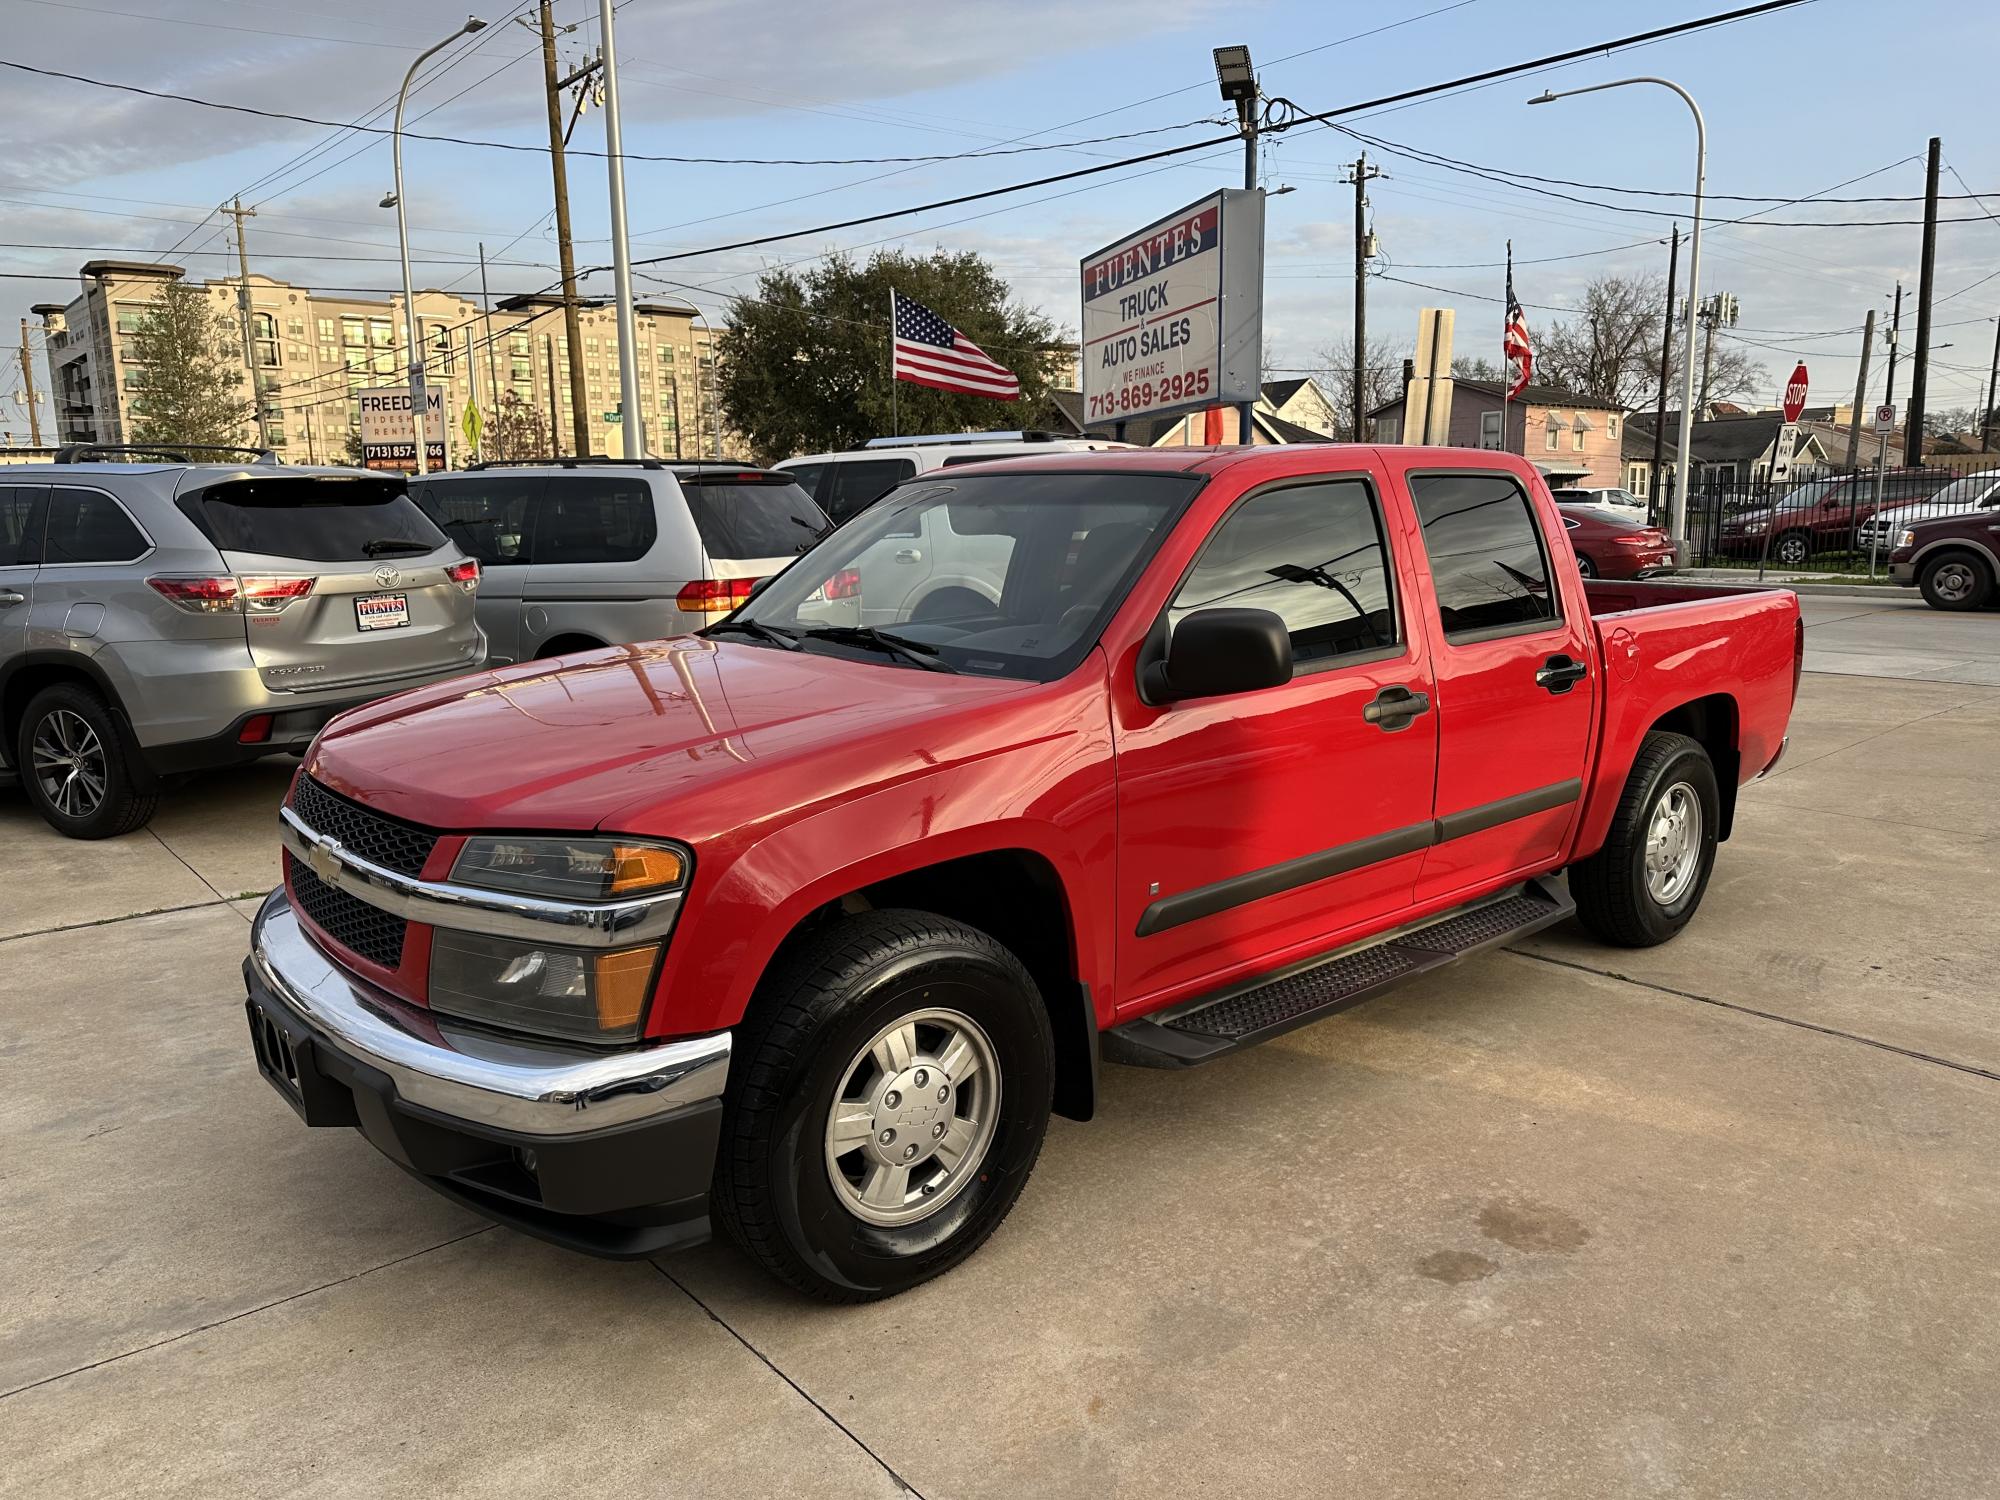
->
357 386 447 473
1080 187 1264 427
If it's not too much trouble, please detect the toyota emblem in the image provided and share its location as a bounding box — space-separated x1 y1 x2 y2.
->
373 565 400 588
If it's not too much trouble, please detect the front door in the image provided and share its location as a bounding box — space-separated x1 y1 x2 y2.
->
1114 474 1439 1015
1397 466 1597 903
0 486 45 766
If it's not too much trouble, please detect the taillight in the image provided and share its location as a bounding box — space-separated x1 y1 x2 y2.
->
447 558 480 594
149 575 314 613
1611 534 1655 548
238 713 274 744
676 578 760 613
823 568 861 599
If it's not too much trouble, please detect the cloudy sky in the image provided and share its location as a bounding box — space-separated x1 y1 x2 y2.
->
4 0 1999 442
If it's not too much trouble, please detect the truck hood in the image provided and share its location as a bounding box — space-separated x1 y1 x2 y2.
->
305 637 1035 835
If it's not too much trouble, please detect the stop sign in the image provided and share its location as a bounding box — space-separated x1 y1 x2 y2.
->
1782 363 1810 423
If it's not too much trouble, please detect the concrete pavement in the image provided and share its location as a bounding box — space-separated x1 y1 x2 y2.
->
4 607 1998 1498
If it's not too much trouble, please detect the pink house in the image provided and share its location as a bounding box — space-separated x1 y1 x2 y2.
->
1369 379 1628 485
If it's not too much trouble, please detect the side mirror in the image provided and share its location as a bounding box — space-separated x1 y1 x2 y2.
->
1141 607 1293 703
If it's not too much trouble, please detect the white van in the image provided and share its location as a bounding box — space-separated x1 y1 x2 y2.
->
775 432 1133 526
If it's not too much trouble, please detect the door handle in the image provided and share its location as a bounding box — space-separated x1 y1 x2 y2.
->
893 548 922 563
0 590 24 606
1362 684 1431 731
1536 654 1589 694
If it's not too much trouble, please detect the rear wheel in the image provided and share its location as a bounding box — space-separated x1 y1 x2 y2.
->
1573 553 1597 579
713 909 1054 1301
1570 731 1719 948
17 683 158 839
1918 551 1994 611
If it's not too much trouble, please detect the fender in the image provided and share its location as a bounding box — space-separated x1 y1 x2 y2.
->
0 646 154 785
1910 534 2000 572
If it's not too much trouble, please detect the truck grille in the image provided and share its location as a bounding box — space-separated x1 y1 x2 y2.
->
292 774 439 877
288 857 407 970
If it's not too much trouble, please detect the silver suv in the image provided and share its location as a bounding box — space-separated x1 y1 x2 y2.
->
407 458 830 664
0 446 485 839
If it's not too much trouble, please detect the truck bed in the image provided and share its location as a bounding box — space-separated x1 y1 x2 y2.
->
1581 576 1795 616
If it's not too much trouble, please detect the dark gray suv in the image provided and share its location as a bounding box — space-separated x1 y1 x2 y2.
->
0 446 485 838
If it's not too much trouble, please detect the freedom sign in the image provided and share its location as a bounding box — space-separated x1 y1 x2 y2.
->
358 386 448 473
1080 188 1264 427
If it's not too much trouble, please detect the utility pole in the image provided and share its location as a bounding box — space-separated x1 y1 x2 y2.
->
543 334 563 456
222 197 262 443
477 241 500 416
18 319 43 447
597 0 645 459
1650 224 1679 513
1843 307 1876 471
1343 153 1382 441
526 0 595 458
667 368 683 459
1905 136 1941 467
1983 315 1999 453
1884 283 1903 434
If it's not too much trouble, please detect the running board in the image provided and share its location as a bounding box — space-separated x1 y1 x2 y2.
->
1101 878 1574 1069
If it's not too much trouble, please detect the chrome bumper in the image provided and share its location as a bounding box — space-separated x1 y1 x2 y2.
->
248 889 728 1137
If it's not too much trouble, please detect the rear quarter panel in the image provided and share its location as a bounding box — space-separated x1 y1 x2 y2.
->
1572 585 1799 859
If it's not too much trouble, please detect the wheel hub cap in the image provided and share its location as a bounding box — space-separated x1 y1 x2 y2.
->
30 709 107 820
1645 781 1702 906
825 1007 1000 1227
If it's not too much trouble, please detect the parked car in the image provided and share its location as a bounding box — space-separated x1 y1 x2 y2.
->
776 431 1133 525
1886 507 2000 610
1717 469 1956 564
0 445 483 838
1551 484 1648 517
1559 503 1677 578
1856 468 2000 553
243 445 1800 1299
407 458 830 664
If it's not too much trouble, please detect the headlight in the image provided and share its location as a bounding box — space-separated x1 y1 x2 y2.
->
1744 521 1766 534
451 835 687 901
429 930 660 1044
1900 529 1917 548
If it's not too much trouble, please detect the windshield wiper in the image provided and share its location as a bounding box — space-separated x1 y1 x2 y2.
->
700 619 801 650
363 536 434 556
798 625 958 672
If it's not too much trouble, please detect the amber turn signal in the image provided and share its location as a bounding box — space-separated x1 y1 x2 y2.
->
594 947 660 1032
610 844 684 894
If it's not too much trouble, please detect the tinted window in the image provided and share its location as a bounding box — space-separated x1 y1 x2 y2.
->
45 488 148 564
1169 480 1397 667
681 477 827 560
186 476 444 562
0 485 44 567
1410 472 1560 639
822 459 915 522
735 471 1197 682
410 475 541 565
536 475 656 565
780 462 828 501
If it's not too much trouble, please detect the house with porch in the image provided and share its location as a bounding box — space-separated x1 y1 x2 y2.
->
1624 411 1833 497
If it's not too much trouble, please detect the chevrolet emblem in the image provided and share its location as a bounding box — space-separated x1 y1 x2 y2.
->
307 837 343 884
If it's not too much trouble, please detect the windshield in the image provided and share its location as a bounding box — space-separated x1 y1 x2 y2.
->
721 470 1200 680
1910 472 2000 509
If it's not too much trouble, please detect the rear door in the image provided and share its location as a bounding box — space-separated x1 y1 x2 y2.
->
521 472 669 651
0 486 46 750
409 472 542 664
180 473 481 692
1400 465 1597 904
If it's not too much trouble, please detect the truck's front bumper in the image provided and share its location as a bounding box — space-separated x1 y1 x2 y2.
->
243 890 729 1258
1889 561 1917 586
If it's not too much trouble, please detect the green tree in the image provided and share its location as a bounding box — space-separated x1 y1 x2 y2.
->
126 280 253 448
717 250 1065 461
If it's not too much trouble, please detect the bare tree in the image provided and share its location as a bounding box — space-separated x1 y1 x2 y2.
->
1451 355 1503 382
484 392 551 462
1533 276 1670 408
1312 335 1408 438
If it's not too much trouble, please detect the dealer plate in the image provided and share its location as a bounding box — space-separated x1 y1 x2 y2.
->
354 592 410 632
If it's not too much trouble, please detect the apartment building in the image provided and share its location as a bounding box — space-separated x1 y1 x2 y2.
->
35 260 735 464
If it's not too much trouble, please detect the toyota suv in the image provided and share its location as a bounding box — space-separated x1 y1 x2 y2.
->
0 445 483 838
408 458 830 663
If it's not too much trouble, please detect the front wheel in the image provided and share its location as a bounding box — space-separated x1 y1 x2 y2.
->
713 910 1054 1301
1771 532 1813 567
1919 551 1994 611
1569 731 1719 948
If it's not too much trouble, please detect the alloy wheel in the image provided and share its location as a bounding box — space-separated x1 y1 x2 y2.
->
1644 780 1703 906
1931 560 1976 604
30 708 108 821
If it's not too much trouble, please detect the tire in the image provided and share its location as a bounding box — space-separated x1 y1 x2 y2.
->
1573 553 1597 579
713 909 1055 1301
16 683 159 839
1918 550 1994 612
1569 731 1719 948
1771 531 1813 568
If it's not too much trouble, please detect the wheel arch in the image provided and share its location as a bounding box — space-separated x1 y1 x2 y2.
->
534 632 608 660
1645 692 1741 840
1911 536 2000 573
0 650 147 779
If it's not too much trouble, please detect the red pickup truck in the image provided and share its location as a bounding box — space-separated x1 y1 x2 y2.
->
243 446 1800 1301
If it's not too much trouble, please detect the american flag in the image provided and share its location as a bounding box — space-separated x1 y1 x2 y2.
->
891 290 1020 400
1503 248 1533 400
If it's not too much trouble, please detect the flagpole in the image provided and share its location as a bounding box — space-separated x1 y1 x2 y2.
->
1501 241 1512 454
889 287 899 438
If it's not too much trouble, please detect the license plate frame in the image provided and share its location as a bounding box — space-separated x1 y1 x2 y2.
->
354 591 410 632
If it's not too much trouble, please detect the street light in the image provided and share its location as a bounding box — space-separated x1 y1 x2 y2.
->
1215 44 1259 445
1533 77 1704 544
390 14 485 476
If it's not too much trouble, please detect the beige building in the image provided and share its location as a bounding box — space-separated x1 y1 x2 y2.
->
36 260 736 464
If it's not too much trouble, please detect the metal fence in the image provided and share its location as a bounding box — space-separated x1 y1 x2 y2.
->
1656 463 1999 576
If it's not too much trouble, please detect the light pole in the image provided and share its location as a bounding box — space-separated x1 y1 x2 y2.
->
389 15 485 476
1215 44 1259 446
599 0 645 459
1533 78 1704 543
